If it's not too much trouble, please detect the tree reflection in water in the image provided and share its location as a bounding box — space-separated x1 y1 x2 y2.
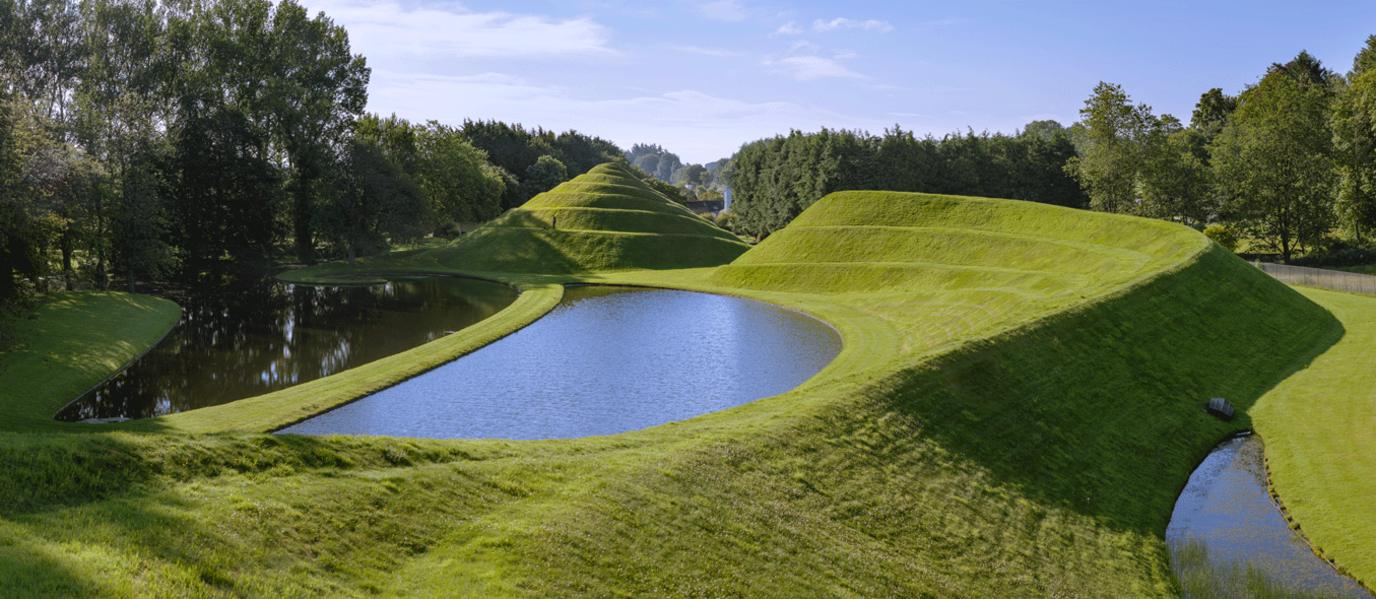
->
57 277 516 420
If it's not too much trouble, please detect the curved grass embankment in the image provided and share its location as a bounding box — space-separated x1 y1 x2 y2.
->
0 186 1356 596
0 292 180 432
1252 287 1376 587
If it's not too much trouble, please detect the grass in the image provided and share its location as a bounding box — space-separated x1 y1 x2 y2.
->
0 292 180 432
1252 287 1376 588
0 179 1366 596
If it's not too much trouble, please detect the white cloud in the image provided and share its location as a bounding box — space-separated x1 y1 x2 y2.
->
697 0 748 22
365 71 885 162
813 17 894 33
667 44 742 58
774 21 803 35
768 55 863 81
305 0 613 58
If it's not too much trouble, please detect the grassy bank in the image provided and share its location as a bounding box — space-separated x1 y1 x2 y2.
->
0 292 180 432
0 185 1359 596
1253 287 1376 587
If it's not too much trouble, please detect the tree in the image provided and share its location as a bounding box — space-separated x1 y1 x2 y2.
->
1020 119 1065 142
1137 117 1214 224
1212 53 1338 260
1064 82 1157 213
0 95 51 301
318 138 426 263
23 141 108 289
269 1 369 263
170 106 281 276
1353 35 1376 77
1190 88 1238 143
1333 51 1376 242
415 122 505 224
111 146 172 290
521 155 568 200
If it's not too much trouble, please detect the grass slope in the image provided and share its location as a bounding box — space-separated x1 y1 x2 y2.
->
0 292 180 432
0 191 1353 596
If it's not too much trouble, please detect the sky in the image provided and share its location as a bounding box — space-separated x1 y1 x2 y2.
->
303 0 1376 164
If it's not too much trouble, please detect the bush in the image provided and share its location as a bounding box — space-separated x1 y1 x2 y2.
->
714 210 738 232
1203 223 1239 252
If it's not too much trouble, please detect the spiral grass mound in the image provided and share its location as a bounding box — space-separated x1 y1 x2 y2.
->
436 163 748 273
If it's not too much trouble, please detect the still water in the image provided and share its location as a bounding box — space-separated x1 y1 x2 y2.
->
1167 434 1371 598
57 277 517 421
280 286 841 439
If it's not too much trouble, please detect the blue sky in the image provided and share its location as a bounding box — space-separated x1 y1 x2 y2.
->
306 0 1376 163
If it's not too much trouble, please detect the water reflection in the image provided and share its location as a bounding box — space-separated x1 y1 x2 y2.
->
57 277 517 420
280 286 841 439
1167 434 1371 598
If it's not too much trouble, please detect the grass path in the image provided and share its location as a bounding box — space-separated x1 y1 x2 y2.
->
1253 287 1376 586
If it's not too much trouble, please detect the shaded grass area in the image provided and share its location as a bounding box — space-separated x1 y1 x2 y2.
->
0 189 1356 596
1253 288 1376 588
0 292 180 431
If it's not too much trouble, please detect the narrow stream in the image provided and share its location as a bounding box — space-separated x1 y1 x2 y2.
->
1167 434 1371 598
279 286 842 439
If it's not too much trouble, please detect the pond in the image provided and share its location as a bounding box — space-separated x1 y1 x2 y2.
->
279 286 841 439
57 277 518 421
1167 433 1372 598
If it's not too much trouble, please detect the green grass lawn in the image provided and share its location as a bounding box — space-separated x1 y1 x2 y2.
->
0 175 1369 596
1252 287 1376 586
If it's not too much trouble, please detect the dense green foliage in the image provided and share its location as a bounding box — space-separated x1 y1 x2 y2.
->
1065 47 1376 262
726 126 1086 236
459 120 622 209
1212 53 1339 260
0 0 624 309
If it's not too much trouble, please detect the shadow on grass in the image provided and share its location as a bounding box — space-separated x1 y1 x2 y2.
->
857 248 1343 535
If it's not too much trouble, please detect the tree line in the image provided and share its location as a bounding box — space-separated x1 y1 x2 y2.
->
726 125 1085 237
1072 42 1376 261
726 37 1376 262
0 0 621 304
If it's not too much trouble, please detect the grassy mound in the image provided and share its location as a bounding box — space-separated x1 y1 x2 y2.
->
714 190 1191 295
0 190 1355 596
414 163 746 274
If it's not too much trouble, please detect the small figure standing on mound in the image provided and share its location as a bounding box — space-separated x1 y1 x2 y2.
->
552 216 558 230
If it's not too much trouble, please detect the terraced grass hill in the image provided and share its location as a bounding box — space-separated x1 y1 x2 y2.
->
1 188 1358 597
714 190 1199 296
425 162 747 273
